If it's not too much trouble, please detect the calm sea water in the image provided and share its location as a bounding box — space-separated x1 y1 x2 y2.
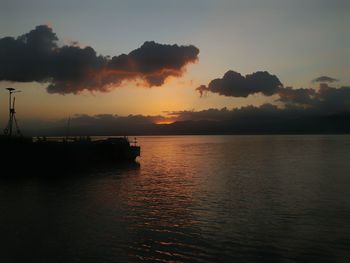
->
1 135 350 262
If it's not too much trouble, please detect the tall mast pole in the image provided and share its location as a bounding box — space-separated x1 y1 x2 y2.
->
5 88 21 136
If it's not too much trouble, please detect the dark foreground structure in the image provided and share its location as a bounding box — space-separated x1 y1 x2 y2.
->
1 88 140 176
1 135 140 175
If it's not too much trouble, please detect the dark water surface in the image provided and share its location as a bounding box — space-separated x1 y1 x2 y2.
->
1 135 350 262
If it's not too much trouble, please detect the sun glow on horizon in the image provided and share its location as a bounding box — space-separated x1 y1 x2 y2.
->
155 121 175 125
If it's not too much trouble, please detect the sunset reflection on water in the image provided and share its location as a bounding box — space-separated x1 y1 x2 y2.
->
1 135 350 262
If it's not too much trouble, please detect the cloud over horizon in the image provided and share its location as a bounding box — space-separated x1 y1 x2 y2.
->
312 76 339 83
197 70 350 111
0 25 199 94
196 70 282 97
22 80 350 136
24 98 350 136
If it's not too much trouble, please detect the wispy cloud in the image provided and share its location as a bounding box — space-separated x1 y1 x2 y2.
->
312 76 339 83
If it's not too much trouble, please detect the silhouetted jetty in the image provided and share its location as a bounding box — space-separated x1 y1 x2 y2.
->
1 88 140 176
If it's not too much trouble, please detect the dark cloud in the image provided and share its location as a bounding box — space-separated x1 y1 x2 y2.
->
0 25 59 82
312 76 339 83
316 83 350 112
109 41 198 75
196 85 208 97
277 86 316 106
0 25 199 94
197 70 349 114
196 70 282 97
275 83 350 113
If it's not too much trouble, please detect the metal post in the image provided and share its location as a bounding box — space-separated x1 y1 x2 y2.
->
5 88 21 137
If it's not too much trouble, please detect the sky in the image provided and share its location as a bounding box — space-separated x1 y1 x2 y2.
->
0 0 349 132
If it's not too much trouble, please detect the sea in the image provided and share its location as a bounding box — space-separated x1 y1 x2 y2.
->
1 135 350 262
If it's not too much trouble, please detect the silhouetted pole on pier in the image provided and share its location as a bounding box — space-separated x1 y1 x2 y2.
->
4 88 22 137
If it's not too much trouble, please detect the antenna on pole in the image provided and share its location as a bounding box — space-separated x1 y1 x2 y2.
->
4 88 22 137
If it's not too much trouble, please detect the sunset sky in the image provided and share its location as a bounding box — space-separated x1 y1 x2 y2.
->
0 0 349 131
